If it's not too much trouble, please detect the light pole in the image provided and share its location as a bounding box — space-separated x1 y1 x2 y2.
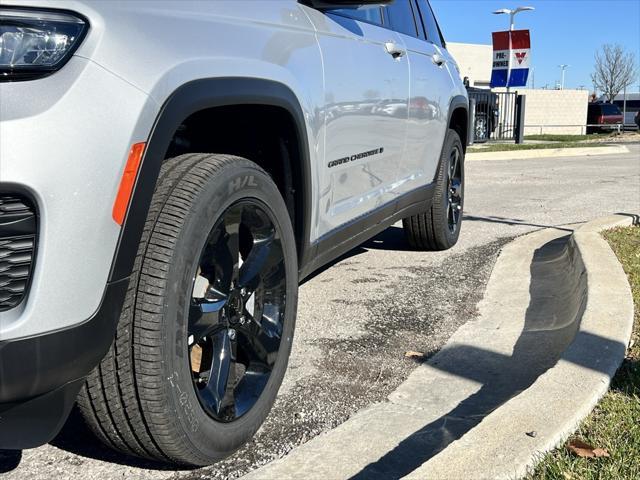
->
493 6 535 31
558 64 570 90
493 7 534 93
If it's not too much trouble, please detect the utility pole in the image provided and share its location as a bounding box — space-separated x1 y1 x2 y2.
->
493 6 535 31
558 64 570 90
623 85 627 129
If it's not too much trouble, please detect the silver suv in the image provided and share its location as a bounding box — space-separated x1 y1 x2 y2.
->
0 0 468 466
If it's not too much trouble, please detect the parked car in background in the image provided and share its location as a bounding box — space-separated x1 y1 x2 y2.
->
608 93 640 131
587 103 624 133
635 111 640 130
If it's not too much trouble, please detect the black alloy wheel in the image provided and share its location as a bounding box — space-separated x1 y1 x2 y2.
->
447 145 463 235
188 200 287 422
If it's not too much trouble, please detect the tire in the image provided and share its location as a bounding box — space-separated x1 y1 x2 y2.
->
78 154 298 466
403 129 464 251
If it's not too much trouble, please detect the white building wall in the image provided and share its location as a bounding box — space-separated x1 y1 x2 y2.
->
520 89 590 135
447 42 493 88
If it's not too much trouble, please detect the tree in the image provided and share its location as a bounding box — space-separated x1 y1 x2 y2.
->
591 44 638 102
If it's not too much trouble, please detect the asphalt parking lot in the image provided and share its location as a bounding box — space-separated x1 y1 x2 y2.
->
2 145 639 480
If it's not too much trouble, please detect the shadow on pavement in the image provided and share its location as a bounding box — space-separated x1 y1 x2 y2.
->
361 226 415 252
302 226 413 285
348 233 614 480
464 214 575 231
0 450 22 473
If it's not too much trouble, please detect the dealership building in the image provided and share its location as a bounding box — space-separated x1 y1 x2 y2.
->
447 42 494 88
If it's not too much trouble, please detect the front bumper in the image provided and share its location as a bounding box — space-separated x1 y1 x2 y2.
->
0 278 128 448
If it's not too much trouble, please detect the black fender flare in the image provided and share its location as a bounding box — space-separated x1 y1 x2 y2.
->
108 77 313 282
447 94 469 146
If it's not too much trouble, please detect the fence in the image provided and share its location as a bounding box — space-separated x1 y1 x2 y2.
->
468 90 523 143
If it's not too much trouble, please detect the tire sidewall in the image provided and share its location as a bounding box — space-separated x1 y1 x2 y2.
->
157 161 298 463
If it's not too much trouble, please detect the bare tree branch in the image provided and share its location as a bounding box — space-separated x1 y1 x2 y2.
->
591 44 638 102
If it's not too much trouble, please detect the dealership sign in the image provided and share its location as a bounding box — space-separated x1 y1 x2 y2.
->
490 29 531 88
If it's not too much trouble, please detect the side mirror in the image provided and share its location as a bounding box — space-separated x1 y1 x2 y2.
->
302 0 394 9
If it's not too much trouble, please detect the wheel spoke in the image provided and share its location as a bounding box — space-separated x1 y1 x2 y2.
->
261 302 283 339
239 234 277 290
209 205 242 292
233 371 270 418
189 295 226 344
202 329 234 416
240 296 284 335
239 328 279 371
450 148 459 179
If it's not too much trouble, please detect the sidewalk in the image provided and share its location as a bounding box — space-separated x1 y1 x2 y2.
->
466 145 629 161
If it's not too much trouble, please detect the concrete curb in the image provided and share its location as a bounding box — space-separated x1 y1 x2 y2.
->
466 145 629 161
241 215 636 480
405 214 637 479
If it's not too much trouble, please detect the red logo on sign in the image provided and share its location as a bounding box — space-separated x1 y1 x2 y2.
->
515 52 527 65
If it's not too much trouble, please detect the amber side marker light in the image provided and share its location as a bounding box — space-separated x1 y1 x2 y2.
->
112 142 145 225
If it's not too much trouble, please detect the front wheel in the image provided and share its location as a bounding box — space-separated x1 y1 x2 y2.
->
403 129 464 251
78 154 298 466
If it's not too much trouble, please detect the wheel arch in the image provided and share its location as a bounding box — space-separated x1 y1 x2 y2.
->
447 95 469 152
108 77 313 283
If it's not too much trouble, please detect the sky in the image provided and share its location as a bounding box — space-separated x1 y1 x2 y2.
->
431 0 640 93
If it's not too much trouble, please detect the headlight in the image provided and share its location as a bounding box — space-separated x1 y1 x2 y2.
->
0 8 88 82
